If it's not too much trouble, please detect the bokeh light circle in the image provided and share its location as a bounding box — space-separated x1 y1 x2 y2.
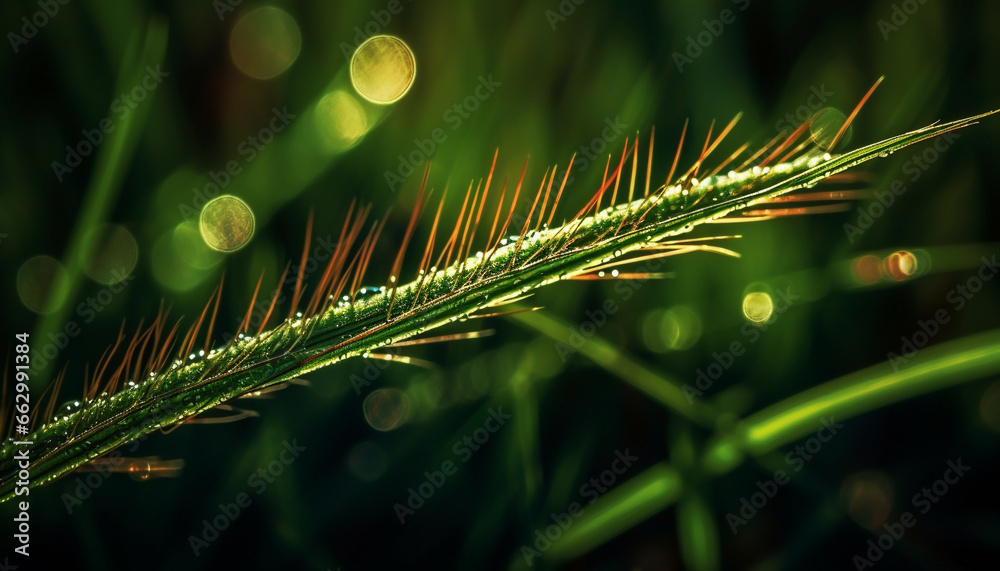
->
979 380 1000 433
315 90 369 152
17 255 70 314
229 6 302 80
852 254 883 284
642 306 702 352
362 388 411 431
841 471 895 530
347 440 389 481
350 35 416 104
173 220 224 270
742 292 775 323
884 250 918 281
81 224 139 285
199 195 255 253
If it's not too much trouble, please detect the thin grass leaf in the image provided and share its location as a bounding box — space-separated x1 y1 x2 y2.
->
704 327 1000 473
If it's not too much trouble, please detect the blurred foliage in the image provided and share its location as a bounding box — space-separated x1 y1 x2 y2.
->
1 0 999 569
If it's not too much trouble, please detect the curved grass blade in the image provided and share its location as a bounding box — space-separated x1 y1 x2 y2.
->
704 327 1000 473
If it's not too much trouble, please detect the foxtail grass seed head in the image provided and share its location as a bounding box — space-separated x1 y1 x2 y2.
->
3 100 995 504
350 35 416 104
199 195 256 252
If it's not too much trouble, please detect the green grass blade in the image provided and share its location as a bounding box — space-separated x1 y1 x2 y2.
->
705 328 1000 473
544 462 682 563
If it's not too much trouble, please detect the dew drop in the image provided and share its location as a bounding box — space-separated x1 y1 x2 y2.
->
57 400 82 417
128 460 153 481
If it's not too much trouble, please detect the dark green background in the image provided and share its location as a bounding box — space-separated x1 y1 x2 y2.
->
1 0 998 569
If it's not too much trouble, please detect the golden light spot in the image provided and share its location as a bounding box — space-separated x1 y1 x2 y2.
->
315 90 369 152
884 250 918 281
350 35 416 104
229 6 302 80
979 380 1000 433
809 107 851 150
17 255 69 314
363 388 411 431
199 195 255 252
742 292 774 323
841 471 894 530
853 254 883 284
81 224 138 285
347 441 388 481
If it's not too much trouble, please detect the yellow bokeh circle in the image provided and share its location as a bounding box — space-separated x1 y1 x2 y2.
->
199 195 255 253
350 35 416 104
